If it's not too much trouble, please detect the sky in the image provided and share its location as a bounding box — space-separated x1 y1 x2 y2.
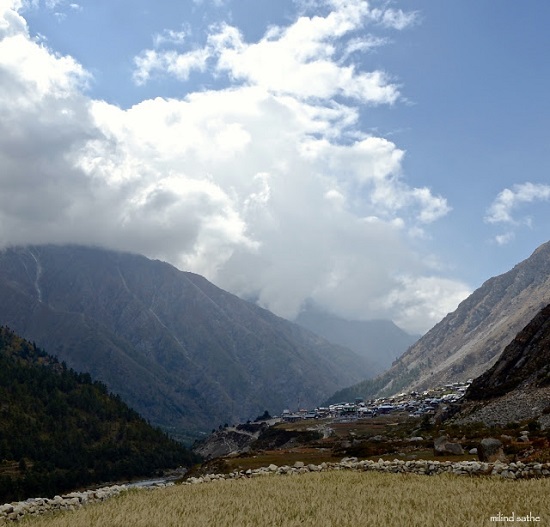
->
1 0 549 335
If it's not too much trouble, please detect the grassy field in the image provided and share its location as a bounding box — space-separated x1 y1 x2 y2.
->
20 470 550 527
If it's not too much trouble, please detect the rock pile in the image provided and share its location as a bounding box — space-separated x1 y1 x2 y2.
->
456 387 550 429
0 482 174 523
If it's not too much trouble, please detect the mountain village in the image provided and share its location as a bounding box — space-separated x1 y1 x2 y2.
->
282 380 472 422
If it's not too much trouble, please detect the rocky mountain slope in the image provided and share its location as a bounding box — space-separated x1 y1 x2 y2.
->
329 240 550 403
466 303 550 400
0 245 371 441
0 326 195 503
455 303 550 428
295 306 419 374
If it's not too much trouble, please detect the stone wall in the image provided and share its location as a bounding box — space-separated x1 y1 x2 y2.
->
0 482 173 524
184 458 550 484
2 458 550 522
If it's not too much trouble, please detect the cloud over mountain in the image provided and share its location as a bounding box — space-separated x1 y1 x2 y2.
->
0 0 469 333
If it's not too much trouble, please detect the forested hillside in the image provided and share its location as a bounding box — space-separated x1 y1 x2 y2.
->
0 327 196 502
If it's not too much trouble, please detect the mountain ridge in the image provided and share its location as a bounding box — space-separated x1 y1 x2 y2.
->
295 306 419 374
454 303 550 428
327 240 550 403
0 244 372 440
465 303 550 400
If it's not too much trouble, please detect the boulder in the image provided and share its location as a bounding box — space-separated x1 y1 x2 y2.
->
478 438 507 462
433 436 464 456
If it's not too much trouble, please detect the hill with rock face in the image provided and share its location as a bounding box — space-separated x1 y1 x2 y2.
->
328 240 550 403
465 303 550 400
455 303 550 428
0 245 372 441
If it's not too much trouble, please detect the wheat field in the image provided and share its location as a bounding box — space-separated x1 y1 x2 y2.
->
20 471 550 527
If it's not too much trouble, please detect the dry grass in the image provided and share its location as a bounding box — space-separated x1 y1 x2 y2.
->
20 471 550 527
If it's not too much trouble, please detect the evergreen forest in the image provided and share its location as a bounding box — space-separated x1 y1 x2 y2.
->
0 327 197 502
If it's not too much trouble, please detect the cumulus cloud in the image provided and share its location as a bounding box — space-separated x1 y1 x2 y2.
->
1 1 27 37
0 1 465 334
133 48 210 85
485 182 550 245
133 2 401 104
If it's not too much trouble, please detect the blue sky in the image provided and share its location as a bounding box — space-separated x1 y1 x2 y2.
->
1 0 549 334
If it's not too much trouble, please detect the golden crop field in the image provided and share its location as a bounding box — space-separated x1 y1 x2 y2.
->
20 471 550 527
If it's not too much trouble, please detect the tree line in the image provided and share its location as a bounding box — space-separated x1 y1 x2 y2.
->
0 326 198 502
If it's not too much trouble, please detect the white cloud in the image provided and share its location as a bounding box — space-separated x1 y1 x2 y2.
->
0 32 89 99
0 1 463 334
1 1 27 38
411 187 451 224
380 275 471 334
370 7 418 30
192 0 227 6
485 182 550 224
495 232 515 246
133 3 402 105
133 48 210 85
152 28 188 49
485 182 550 244
16 0 80 22
341 35 389 60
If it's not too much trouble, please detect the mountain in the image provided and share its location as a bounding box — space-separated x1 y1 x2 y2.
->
0 326 195 503
327 240 550 403
465 303 550 400
456 303 550 427
295 306 419 374
0 245 372 441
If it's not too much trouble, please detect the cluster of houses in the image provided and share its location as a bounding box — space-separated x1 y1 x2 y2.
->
281 380 473 422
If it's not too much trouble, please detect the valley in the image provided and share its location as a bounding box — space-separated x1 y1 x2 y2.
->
3 1 550 523
0 245 375 442
1 241 550 524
